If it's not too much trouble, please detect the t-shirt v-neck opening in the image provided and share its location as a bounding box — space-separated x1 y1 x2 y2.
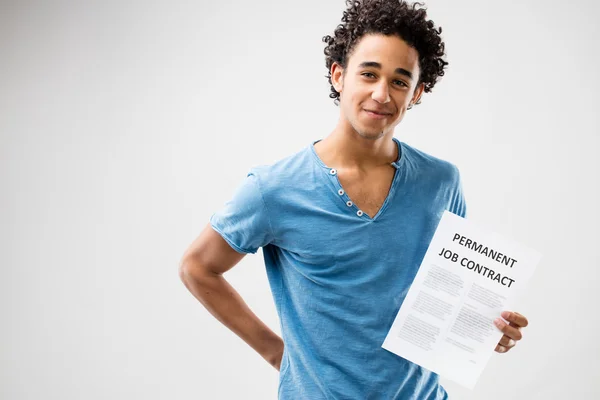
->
309 137 405 222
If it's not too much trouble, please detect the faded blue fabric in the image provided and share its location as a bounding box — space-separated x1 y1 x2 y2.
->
210 137 466 399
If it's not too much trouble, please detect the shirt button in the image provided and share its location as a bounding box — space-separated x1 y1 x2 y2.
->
357 210 364 217
346 200 353 207
338 189 344 196
330 168 337 175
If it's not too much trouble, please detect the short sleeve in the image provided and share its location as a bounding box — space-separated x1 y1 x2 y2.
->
449 166 467 218
209 172 275 254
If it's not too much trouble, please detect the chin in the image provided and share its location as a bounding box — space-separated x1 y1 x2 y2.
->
348 117 389 140
356 129 386 140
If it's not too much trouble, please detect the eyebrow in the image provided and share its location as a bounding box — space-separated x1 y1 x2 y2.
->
357 61 414 80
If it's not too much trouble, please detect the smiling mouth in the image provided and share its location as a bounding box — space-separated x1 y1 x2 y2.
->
364 109 392 118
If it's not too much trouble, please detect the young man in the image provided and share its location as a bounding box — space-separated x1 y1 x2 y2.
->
179 0 529 398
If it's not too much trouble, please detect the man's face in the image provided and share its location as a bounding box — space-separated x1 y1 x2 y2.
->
332 33 424 140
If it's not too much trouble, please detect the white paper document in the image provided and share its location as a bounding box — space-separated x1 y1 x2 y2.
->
382 211 542 389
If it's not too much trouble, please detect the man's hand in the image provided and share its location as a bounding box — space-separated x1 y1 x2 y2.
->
266 339 285 371
493 311 528 353
274 346 284 371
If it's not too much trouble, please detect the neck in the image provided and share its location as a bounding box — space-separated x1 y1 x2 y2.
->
315 118 398 170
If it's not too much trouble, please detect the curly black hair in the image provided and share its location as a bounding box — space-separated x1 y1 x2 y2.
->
322 0 448 106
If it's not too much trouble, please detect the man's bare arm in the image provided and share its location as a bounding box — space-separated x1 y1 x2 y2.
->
178 223 284 370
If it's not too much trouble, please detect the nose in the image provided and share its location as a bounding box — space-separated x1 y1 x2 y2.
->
371 80 391 104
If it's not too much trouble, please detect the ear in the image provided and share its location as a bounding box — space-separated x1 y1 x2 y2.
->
331 62 344 93
411 82 425 105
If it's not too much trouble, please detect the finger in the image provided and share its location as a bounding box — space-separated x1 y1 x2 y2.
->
494 318 523 341
495 344 508 353
498 335 516 348
508 322 522 330
501 311 529 328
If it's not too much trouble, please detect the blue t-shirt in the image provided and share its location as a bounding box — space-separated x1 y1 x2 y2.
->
210 137 466 399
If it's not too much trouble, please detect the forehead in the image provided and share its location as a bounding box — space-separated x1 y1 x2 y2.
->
347 33 420 71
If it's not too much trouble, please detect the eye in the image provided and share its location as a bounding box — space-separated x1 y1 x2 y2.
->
361 72 376 79
394 80 408 87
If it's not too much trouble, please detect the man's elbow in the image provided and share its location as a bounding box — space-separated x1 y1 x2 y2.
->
178 256 205 286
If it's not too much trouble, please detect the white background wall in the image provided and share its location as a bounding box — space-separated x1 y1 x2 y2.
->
1 0 598 398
